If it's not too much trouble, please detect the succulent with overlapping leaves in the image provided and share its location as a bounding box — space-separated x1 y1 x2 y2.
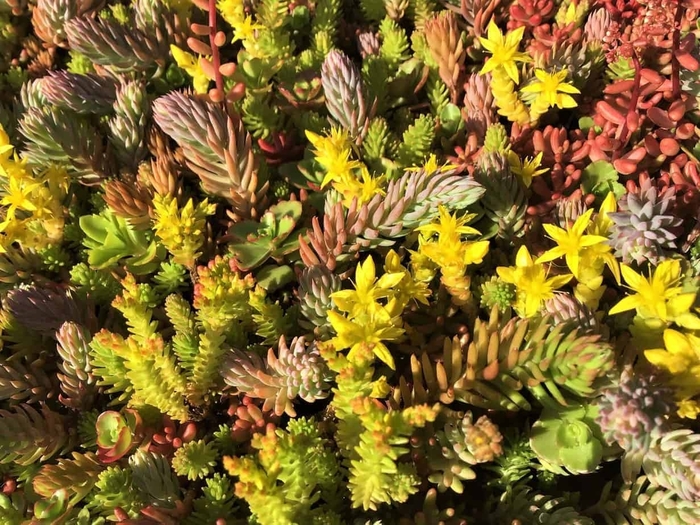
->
298 264 342 338
221 336 333 417
33 452 104 505
299 167 484 271
543 293 601 335
95 409 144 464
596 367 674 480
472 151 527 240
643 429 700 502
56 321 97 410
0 404 67 466
588 475 700 525
171 440 218 481
424 412 504 493
80 208 165 275
40 71 116 115
321 49 373 138
153 92 269 221
227 201 302 270
608 178 682 265
406 307 615 411
480 483 594 525
530 403 619 475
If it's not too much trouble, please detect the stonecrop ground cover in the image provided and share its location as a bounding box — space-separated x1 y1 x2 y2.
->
0 0 700 523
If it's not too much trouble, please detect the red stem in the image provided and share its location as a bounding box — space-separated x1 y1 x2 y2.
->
618 52 642 147
208 0 224 94
671 0 683 99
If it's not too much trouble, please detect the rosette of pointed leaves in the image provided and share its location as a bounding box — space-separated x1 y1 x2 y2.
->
171 439 218 480
153 92 269 221
56 321 97 410
482 483 594 525
426 412 504 493
298 265 342 338
608 178 682 265
543 294 601 335
408 307 615 411
300 167 484 271
588 476 700 525
597 367 673 456
424 11 466 104
472 152 527 239
321 49 372 138
221 336 333 416
643 429 700 502
530 403 618 475
185 473 236 525
41 71 116 114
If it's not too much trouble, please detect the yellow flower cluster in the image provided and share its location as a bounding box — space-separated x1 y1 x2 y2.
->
416 206 489 305
536 198 619 309
478 22 579 125
218 0 263 54
524 69 581 123
328 251 430 369
152 194 216 268
479 22 530 125
0 126 69 253
171 45 211 95
306 128 385 208
608 253 700 418
498 246 571 318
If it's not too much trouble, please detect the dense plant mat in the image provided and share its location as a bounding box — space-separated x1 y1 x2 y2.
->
1 0 700 523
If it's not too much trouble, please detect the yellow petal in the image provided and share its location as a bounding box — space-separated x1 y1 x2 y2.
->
609 295 642 315
497 267 515 283
547 274 573 290
620 264 644 290
542 222 567 242
644 349 687 374
372 342 396 370
535 246 567 264
504 62 520 84
376 272 405 290
515 246 533 267
464 241 490 265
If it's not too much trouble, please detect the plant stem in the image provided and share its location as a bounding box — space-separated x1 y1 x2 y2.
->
209 0 224 95
671 0 683 99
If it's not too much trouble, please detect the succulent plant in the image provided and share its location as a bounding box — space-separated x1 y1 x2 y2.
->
596 366 674 480
643 429 700 502
542 294 601 335
221 336 333 417
227 201 303 270
95 409 144 464
530 403 618 475
608 178 682 265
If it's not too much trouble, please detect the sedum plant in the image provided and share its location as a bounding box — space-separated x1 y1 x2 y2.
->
1 0 700 522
